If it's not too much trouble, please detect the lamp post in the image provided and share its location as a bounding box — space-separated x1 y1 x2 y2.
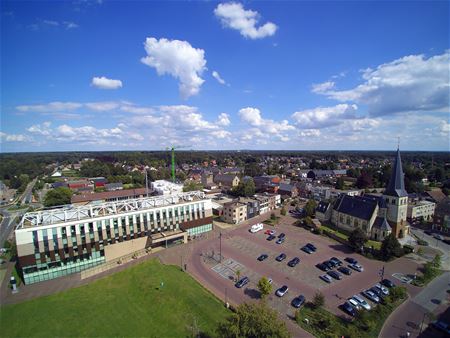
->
219 232 222 263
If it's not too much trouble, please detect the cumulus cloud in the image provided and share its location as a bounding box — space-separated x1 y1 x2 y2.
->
314 51 450 116
214 2 278 39
311 81 335 94
91 76 123 90
216 113 231 126
292 104 358 129
141 37 207 99
212 71 227 85
27 122 52 135
0 132 29 142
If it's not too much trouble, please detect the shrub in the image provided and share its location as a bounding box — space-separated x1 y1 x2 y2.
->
312 292 325 309
388 286 407 302
417 238 429 246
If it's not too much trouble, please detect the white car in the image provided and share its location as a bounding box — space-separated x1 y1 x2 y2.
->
267 278 273 284
353 294 371 310
347 297 362 310
320 274 333 283
374 283 389 296
276 285 289 297
349 263 364 272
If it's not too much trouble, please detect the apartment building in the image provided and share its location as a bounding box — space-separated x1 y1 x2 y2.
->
407 200 435 221
221 201 247 224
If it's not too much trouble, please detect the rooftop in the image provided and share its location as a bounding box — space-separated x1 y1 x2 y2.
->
18 190 208 230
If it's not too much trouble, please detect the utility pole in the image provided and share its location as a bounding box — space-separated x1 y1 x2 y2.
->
219 232 222 263
145 168 149 197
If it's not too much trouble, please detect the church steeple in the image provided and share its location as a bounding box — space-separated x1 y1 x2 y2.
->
385 147 408 197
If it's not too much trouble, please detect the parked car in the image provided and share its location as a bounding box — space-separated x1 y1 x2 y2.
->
265 229 276 235
267 235 276 241
330 257 343 266
276 253 287 262
363 290 380 303
349 263 364 272
443 239 450 245
353 294 371 310
267 278 273 284
430 320 450 334
288 257 300 267
338 266 352 275
320 274 333 283
316 263 330 272
327 270 343 280
341 301 356 317
347 297 362 310
257 254 268 261
235 277 249 288
278 233 286 239
369 287 386 303
301 245 314 254
323 261 334 270
381 279 395 288
433 234 444 241
250 223 264 233
374 283 389 295
276 285 289 297
306 243 317 251
291 295 306 308
276 237 285 244
424 230 433 236
345 257 358 265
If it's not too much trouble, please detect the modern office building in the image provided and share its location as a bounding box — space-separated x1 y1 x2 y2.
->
16 191 212 284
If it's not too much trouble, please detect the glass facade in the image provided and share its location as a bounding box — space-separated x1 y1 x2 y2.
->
186 223 213 236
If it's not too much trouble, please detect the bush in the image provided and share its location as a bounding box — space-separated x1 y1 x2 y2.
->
280 208 287 216
312 228 323 235
312 292 325 309
402 244 415 254
417 238 429 246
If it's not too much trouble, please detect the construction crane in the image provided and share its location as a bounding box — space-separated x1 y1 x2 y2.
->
166 145 191 183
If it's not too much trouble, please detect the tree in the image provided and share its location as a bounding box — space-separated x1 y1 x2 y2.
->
217 302 291 338
432 253 442 269
312 291 325 309
335 176 345 190
380 233 403 261
356 171 373 189
183 181 203 192
44 187 73 207
304 199 317 217
348 228 368 252
235 269 241 282
231 178 255 197
257 277 272 300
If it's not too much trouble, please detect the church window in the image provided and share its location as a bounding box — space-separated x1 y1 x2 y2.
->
392 199 395 205
346 216 351 225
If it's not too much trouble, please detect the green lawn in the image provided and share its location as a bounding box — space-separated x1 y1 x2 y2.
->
0 259 230 337
320 224 381 250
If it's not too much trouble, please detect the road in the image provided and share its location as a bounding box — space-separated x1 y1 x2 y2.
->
20 178 37 205
411 227 450 270
0 209 18 246
380 271 450 338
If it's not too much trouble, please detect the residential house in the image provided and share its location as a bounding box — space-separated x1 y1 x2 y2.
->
221 201 247 224
214 174 240 190
278 183 298 198
316 201 331 222
433 197 450 232
407 200 435 222
105 182 124 191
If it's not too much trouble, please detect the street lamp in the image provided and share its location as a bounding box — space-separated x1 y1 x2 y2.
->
219 232 222 263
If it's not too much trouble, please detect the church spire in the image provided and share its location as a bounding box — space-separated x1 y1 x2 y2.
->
385 147 408 197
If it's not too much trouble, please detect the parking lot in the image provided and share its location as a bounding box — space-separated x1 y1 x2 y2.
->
207 216 412 317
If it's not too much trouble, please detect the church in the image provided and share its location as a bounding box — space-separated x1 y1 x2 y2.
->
324 148 409 241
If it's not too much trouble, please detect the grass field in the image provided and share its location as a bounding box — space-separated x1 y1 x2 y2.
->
0 259 230 337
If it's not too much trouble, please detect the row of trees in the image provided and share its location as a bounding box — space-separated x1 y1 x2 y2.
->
348 228 403 261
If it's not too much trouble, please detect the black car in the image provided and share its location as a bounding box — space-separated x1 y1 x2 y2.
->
291 295 306 308
235 277 249 288
381 279 395 288
267 235 276 241
327 270 342 280
306 243 317 251
323 260 334 270
301 246 313 254
276 253 287 262
345 257 358 265
330 257 343 266
288 257 300 267
338 266 352 275
278 233 286 239
341 301 356 317
258 254 268 261
316 263 330 272
424 230 433 236
276 237 285 244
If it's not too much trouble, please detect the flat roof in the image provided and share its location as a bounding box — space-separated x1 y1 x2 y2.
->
18 191 208 230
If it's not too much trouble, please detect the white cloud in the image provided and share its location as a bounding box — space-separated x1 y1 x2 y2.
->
120 104 154 114
314 51 450 116
216 113 231 126
214 2 278 39
141 37 207 99
210 130 231 139
63 21 79 29
311 81 335 94
27 122 52 135
212 71 227 85
0 132 29 142
299 129 321 137
17 102 82 112
85 101 120 111
43 20 59 26
91 76 123 90
292 104 358 129
30 19 79 30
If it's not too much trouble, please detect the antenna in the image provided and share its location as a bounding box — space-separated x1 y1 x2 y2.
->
397 137 400 150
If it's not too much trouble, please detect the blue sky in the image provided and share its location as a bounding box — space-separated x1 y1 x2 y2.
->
1 0 449 152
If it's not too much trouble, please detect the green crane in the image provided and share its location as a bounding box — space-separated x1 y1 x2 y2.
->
166 145 190 183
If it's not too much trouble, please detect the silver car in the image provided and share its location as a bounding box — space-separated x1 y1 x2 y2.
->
320 274 333 283
363 290 380 303
374 283 389 295
353 294 371 310
347 297 362 310
349 263 364 272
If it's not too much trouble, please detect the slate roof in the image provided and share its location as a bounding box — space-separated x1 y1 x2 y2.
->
385 148 408 197
278 183 297 192
333 195 377 221
316 201 330 213
214 174 238 184
372 216 392 231
363 194 387 209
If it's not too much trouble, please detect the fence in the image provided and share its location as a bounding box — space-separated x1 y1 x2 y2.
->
80 247 152 280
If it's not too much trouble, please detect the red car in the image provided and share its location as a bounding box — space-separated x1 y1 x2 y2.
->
264 229 275 235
